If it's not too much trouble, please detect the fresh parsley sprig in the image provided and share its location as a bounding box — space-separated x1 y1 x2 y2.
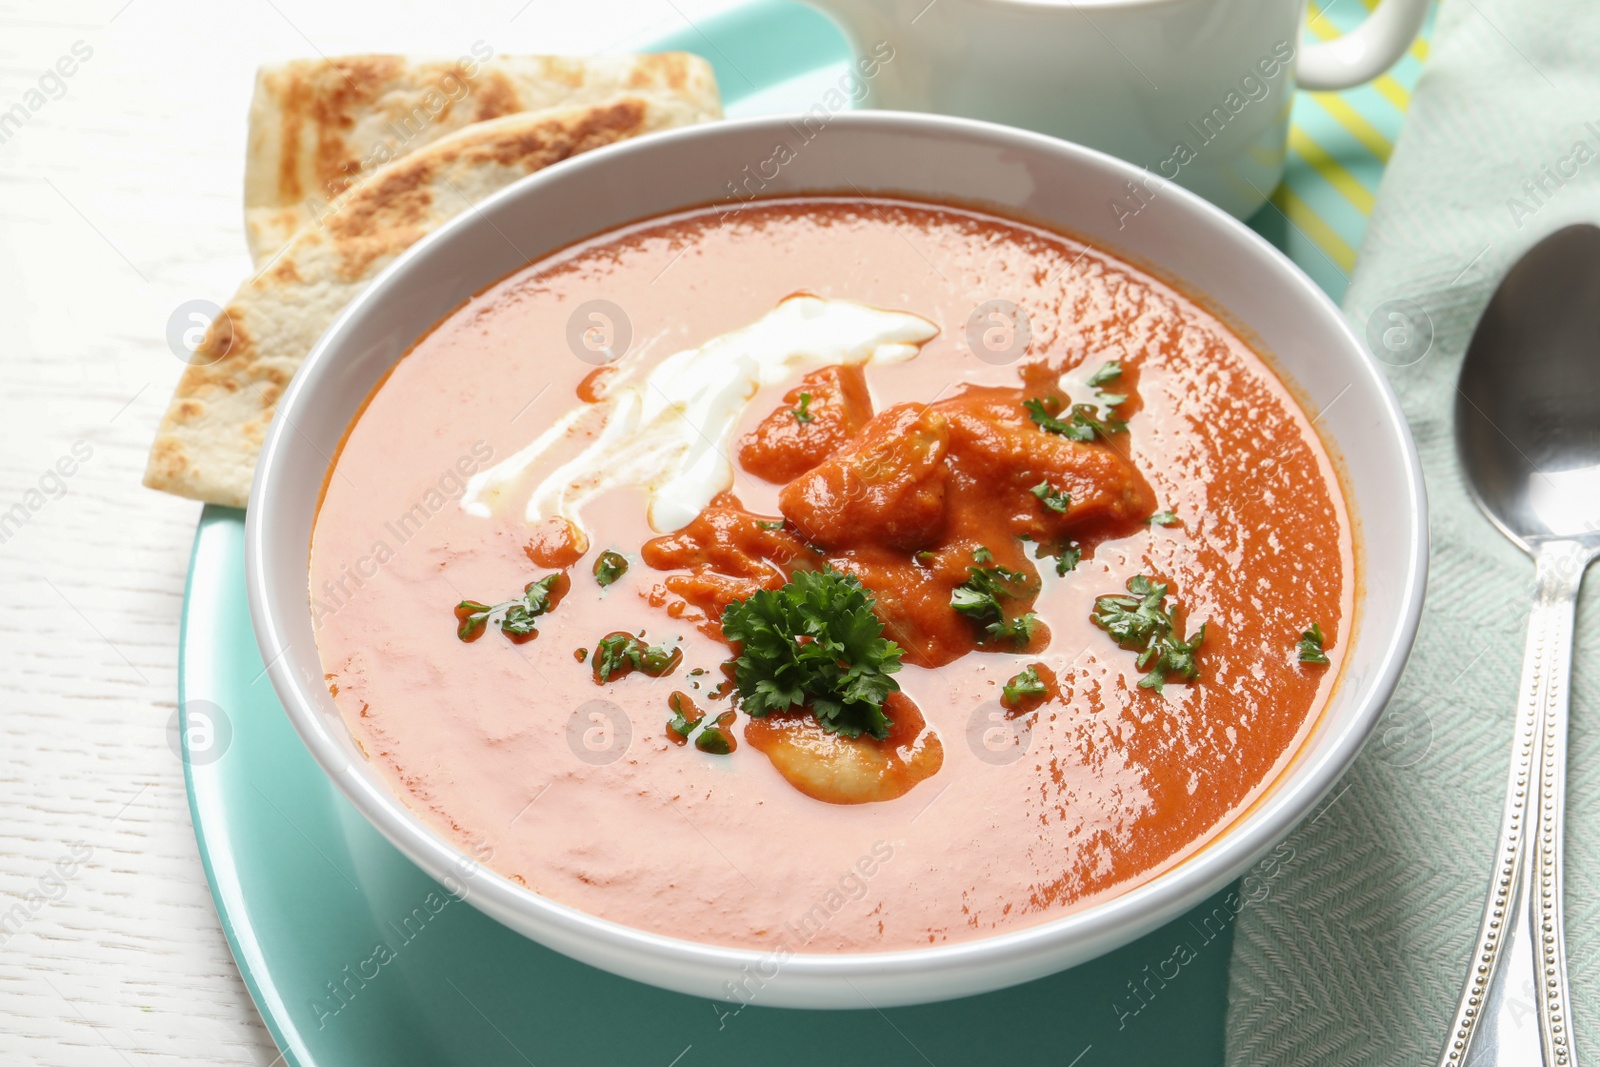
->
720 568 903 741
454 575 561 642
791 392 814 424
1091 575 1205 694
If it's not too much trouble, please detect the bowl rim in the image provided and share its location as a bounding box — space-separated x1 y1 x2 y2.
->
246 109 1427 994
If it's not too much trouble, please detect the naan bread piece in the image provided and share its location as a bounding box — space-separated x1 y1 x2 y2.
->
146 93 712 508
245 52 721 264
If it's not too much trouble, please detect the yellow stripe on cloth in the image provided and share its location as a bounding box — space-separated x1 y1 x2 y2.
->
1304 8 1411 113
1270 184 1359 273
1307 92 1394 162
1287 125 1377 215
1371 76 1411 111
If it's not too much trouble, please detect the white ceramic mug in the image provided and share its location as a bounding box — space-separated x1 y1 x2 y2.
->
803 0 1431 219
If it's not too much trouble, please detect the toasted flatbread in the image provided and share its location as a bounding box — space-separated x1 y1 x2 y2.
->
146 93 714 508
244 52 720 264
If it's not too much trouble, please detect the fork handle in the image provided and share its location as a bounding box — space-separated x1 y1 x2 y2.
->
1439 539 1587 1067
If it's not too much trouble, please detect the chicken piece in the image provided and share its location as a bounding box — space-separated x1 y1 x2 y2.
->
939 388 1155 538
743 693 942 805
779 405 950 551
738 365 875 484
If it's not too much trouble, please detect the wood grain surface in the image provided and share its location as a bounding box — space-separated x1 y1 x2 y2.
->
0 2 734 1062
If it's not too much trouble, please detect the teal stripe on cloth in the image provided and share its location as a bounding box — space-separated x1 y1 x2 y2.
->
1226 0 1600 1062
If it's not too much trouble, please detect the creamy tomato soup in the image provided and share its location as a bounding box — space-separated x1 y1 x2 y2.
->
310 197 1353 952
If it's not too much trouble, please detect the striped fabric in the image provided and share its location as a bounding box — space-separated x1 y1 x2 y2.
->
1260 0 1437 298
1260 0 1440 295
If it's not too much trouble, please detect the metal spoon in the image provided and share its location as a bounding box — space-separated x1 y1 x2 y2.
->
1441 223 1600 1067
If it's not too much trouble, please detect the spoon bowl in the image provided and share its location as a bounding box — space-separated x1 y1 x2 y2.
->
1457 223 1600 549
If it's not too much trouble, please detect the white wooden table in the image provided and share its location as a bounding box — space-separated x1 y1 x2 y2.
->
0 2 739 1061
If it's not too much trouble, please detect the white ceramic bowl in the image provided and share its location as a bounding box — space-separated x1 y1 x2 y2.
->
246 112 1426 1009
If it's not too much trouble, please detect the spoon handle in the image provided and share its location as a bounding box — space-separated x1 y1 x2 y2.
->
1438 540 1586 1067
1529 541 1585 1067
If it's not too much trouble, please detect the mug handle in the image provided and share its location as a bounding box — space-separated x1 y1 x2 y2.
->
1297 0 1432 90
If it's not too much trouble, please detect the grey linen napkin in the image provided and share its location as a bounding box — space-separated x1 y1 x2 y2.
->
1224 0 1600 1062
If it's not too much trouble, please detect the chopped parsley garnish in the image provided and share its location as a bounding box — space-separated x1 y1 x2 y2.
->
1030 480 1071 513
666 691 703 742
972 545 994 563
593 631 683 683
1091 575 1205 694
1035 541 1082 576
1092 575 1170 645
665 697 736 754
454 575 561 642
1084 361 1128 412
593 550 629 586
1030 361 1131 441
1138 626 1205 694
989 612 1040 646
952 549 1039 647
1002 664 1048 708
1297 623 1330 665
695 712 737 755
695 727 732 754
1072 404 1127 439
757 519 786 531
1024 395 1127 442
791 392 814 424
1023 396 1078 436
1146 510 1179 527
1087 360 1123 387
720 568 903 741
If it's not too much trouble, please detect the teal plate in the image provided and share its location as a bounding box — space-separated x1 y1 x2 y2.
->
182 3 1424 1063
